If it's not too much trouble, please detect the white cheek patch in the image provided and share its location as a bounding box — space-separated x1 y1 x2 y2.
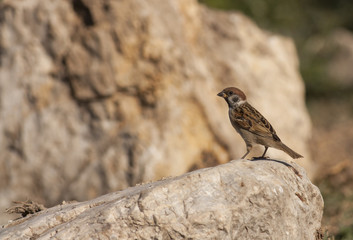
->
238 100 246 105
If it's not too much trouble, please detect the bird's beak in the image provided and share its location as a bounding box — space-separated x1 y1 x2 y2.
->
217 91 227 98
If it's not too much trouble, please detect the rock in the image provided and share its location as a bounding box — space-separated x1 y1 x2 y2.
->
0 0 313 224
0 159 323 240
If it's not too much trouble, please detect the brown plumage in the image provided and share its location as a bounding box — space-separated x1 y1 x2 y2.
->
217 87 303 159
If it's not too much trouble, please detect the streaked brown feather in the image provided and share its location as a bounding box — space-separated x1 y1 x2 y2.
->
229 102 281 141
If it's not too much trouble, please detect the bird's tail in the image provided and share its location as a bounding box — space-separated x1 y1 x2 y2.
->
278 142 303 159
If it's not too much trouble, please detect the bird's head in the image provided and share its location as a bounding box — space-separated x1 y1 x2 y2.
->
217 87 247 108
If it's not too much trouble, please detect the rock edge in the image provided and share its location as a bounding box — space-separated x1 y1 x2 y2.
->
0 159 323 240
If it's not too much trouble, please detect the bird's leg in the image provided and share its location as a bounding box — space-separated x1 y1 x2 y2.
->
241 145 252 159
261 146 268 158
252 146 269 160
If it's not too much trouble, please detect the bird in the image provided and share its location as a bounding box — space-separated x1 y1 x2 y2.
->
217 87 303 159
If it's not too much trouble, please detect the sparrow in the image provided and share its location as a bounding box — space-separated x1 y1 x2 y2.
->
217 87 303 159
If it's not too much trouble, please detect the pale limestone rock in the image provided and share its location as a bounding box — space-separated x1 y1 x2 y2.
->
0 160 323 240
0 0 313 224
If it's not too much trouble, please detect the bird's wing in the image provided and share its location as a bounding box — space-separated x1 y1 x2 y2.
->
230 103 281 141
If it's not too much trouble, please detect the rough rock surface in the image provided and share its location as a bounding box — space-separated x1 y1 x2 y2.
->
0 159 323 240
0 0 313 223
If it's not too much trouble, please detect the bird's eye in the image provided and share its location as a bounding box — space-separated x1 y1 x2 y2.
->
229 91 233 95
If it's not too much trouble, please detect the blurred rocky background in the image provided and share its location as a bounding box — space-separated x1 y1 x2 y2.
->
200 0 353 239
0 0 335 236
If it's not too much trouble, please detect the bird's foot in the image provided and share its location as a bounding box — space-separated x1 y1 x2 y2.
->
251 156 269 160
